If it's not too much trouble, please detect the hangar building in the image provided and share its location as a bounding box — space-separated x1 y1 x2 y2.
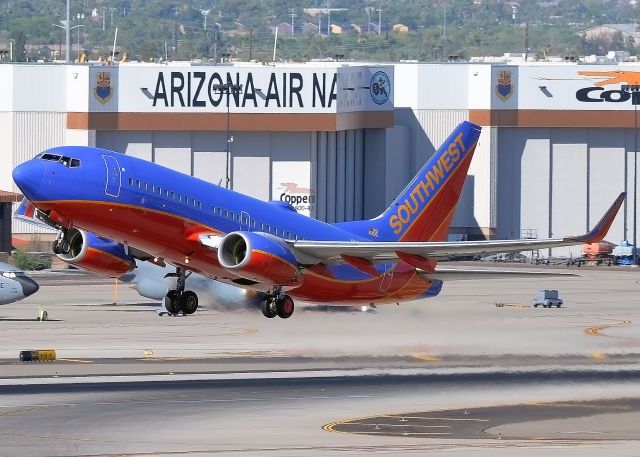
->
1 61 637 257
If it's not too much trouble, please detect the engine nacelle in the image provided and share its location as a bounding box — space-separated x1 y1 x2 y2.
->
57 228 134 277
218 231 302 286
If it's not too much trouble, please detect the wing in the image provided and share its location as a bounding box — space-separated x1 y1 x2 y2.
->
291 192 625 265
418 267 577 281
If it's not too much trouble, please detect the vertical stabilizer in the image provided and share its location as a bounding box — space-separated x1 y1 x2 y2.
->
340 121 481 242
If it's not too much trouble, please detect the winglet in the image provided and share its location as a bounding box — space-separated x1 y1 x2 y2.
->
571 192 626 244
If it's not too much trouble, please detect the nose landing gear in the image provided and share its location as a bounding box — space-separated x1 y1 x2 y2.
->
261 287 294 319
52 231 71 255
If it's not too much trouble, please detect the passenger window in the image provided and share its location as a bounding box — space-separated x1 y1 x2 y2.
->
135 180 141 188
128 178 133 186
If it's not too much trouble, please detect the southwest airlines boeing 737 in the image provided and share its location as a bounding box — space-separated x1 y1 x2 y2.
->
12 121 624 319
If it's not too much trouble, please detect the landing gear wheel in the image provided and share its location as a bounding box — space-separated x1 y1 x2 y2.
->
59 240 71 254
180 291 198 315
261 299 277 318
275 295 294 319
165 290 181 315
52 239 70 254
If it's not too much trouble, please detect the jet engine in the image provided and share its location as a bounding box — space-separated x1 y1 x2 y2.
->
57 228 135 277
217 231 302 286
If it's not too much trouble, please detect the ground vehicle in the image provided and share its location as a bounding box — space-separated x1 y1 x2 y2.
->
531 289 563 308
479 252 528 262
613 241 636 265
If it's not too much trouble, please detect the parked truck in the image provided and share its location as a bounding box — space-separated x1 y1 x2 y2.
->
613 241 636 265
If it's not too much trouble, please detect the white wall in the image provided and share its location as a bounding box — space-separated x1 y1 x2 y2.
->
497 127 630 257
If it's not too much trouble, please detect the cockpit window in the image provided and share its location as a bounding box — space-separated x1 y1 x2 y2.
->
41 153 61 161
38 153 81 167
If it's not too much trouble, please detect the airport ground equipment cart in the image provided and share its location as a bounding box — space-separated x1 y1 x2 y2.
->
531 289 563 308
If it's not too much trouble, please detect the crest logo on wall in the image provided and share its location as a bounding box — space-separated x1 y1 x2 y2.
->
370 71 391 105
495 70 514 101
94 71 114 105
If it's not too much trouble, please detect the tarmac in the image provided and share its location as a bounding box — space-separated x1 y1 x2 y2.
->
0 263 639 456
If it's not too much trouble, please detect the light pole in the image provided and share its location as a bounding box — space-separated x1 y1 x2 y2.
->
52 23 66 60
201 9 210 30
56 21 83 62
66 0 70 63
212 83 242 189
76 13 85 61
633 90 640 265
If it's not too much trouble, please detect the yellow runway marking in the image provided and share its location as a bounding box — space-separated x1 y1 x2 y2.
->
56 358 92 363
585 320 631 337
409 353 442 362
590 352 608 361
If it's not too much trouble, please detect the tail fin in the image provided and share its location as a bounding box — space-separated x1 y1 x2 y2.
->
340 121 481 242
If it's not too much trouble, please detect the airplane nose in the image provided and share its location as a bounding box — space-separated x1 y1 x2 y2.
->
16 276 40 298
12 161 44 201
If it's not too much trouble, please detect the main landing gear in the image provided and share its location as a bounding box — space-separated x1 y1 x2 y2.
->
52 230 71 255
161 267 199 316
261 286 295 319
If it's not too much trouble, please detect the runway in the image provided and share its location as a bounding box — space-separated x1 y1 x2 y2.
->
0 265 639 456
1 372 639 456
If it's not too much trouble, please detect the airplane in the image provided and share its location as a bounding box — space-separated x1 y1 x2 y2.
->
0 261 39 305
12 121 625 319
